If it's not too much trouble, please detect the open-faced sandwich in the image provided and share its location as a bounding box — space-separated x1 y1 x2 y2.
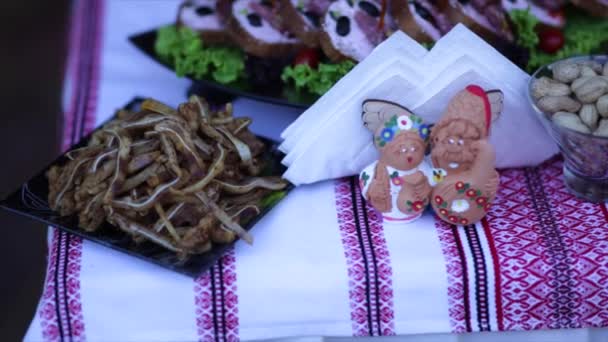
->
501 0 565 27
224 0 304 57
390 0 454 43
444 0 514 42
280 0 335 46
570 0 608 17
320 0 394 62
177 0 233 44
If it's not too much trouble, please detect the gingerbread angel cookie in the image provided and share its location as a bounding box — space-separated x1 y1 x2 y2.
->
429 85 502 225
359 100 434 224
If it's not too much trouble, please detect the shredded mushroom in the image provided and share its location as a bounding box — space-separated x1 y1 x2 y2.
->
46 96 288 257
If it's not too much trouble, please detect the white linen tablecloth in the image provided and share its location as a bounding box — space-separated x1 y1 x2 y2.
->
23 1 608 341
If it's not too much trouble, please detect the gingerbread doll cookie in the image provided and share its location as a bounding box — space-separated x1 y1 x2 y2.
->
359 100 434 223
429 85 502 225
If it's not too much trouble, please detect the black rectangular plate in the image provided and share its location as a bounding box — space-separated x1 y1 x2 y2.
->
0 98 294 278
129 29 319 109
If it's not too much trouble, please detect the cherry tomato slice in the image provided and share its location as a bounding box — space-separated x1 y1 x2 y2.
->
538 27 565 54
293 48 320 69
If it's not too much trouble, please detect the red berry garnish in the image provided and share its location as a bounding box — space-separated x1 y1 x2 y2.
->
293 48 320 69
538 27 565 54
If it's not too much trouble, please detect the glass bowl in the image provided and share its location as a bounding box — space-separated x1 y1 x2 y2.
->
527 55 608 202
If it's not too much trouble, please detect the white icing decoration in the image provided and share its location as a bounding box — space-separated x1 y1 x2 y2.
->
451 199 470 213
501 0 564 27
233 0 300 43
180 0 222 31
323 0 375 61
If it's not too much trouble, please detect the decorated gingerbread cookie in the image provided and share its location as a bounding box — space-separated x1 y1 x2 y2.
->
429 85 503 225
359 100 435 223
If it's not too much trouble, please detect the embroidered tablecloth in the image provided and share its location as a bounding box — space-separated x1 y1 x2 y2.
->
23 1 608 341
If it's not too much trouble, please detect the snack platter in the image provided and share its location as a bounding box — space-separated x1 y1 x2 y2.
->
129 30 319 108
0 98 294 277
129 0 608 110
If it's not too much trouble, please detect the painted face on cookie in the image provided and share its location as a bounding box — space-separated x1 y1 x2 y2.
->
379 132 425 171
431 119 480 174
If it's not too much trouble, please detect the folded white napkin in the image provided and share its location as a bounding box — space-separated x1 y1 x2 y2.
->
282 61 424 167
279 31 428 153
281 24 558 186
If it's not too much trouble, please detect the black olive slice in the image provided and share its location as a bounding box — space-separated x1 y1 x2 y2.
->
195 6 214 16
336 16 350 36
247 13 263 26
358 1 380 17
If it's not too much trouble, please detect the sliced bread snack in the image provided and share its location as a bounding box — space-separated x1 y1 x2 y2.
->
177 0 233 44
501 0 565 27
570 0 608 17
320 0 394 62
225 0 304 58
280 0 334 46
444 0 514 43
390 0 453 43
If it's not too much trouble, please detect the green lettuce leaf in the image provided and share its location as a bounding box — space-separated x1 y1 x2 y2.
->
508 9 539 50
281 60 355 96
509 8 608 72
154 25 245 84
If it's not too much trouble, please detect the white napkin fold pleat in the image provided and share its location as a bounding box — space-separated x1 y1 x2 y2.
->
279 31 427 152
282 62 423 167
281 24 559 185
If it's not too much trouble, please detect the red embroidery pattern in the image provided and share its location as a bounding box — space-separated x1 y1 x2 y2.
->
39 230 61 341
194 249 239 342
66 236 86 339
483 159 608 330
464 225 491 331
221 252 239 342
435 220 468 333
484 167 560 330
541 160 608 328
334 178 395 336
38 0 105 340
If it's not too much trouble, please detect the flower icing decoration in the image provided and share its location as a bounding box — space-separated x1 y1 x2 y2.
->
374 113 428 148
434 195 444 206
418 124 431 140
432 168 447 184
397 115 413 130
451 199 470 213
360 171 370 189
390 171 403 186
404 199 426 212
379 128 395 146
434 181 491 224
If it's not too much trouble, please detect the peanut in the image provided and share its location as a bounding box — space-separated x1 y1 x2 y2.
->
573 76 608 104
537 96 582 113
597 94 608 117
552 111 590 133
552 62 580 83
571 76 592 92
580 66 597 77
577 61 603 74
531 76 571 99
580 104 599 130
594 119 608 137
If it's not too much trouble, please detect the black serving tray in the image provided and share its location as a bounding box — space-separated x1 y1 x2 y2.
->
0 98 293 278
129 29 319 109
